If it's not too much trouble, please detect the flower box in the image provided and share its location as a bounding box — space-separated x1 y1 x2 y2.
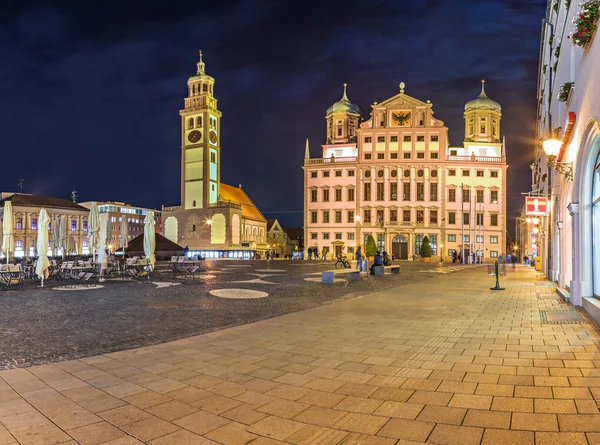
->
569 0 600 47
558 82 574 102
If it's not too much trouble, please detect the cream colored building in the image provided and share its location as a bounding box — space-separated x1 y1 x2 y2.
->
304 82 507 261
162 52 267 258
0 193 89 258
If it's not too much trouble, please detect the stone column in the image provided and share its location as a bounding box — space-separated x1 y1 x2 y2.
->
568 202 582 306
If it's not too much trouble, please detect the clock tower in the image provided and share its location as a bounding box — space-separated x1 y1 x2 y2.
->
180 51 222 210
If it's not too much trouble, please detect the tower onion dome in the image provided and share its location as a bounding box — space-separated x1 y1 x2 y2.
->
464 80 501 112
326 83 361 116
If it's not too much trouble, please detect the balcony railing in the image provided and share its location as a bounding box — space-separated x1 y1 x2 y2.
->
208 200 242 210
305 156 357 165
447 155 505 163
162 206 181 212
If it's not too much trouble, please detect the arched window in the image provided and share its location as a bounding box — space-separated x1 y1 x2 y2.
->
197 116 202 127
188 118 194 129
203 84 208 93
415 235 423 255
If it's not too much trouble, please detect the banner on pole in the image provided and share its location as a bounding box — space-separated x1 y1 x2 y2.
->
525 197 548 216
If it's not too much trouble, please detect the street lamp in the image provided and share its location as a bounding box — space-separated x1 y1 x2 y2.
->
542 134 573 179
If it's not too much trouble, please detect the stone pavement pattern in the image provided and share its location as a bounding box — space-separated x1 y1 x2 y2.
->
2 267 600 444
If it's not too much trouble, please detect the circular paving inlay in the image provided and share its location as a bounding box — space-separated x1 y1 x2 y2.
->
198 274 216 279
210 288 268 299
255 269 287 273
53 285 104 291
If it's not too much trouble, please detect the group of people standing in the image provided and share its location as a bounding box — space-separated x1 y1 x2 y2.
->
307 246 326 260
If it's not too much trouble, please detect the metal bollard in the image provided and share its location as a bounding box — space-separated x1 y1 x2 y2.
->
490 261 505 291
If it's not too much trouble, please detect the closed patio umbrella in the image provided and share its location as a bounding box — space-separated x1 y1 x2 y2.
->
35 208 50 286
51 215 59 258
120 215 128 255
143 211 156 270
2 201 14 262
88 202 100 261
59 215 67 258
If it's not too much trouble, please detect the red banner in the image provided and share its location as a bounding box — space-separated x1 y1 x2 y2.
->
525 197 548 216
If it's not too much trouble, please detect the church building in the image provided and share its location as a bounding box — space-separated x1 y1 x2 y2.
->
162 52 267 258
303 81 508 261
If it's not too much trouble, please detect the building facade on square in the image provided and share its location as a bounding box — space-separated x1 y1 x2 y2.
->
0 193 89 257
531 0 600 308
79 201 161 252
162 52 267 258
303 82 507 261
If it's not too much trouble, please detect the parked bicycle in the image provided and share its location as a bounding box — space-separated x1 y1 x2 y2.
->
334 255 351 269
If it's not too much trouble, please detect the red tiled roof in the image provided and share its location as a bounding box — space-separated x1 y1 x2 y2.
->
219 184 266 223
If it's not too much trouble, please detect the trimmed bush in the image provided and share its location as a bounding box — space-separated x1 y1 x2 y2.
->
421 236 432 258
365 235 377 257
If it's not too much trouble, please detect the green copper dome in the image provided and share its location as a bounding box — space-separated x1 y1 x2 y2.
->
465 80 501 112
326 84 361 116
188 50 214 83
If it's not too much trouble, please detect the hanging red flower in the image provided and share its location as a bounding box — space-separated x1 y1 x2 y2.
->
571 0 600 48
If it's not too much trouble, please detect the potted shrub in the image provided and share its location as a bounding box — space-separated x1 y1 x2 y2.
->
569 0 600 47
365 235 377 260
421 236 432 263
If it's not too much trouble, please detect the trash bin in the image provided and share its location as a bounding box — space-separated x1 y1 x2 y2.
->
487 264 495 276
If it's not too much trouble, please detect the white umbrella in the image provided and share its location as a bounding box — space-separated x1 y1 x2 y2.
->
51 215 59 258
59 215 67 258
2 201 14 262
88 202 100 260
143 211 156 270
35 208 50 286
120 215 128 255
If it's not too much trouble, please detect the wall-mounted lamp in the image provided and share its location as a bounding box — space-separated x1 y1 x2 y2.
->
542 132 573 180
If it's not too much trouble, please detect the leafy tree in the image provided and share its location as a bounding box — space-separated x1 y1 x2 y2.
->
365 235 377 257
421 236 432 258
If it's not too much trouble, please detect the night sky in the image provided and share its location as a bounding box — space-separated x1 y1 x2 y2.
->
1 0 547 238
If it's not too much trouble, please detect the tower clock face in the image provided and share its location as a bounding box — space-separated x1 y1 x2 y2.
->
188 130 202 143
209 131 218 144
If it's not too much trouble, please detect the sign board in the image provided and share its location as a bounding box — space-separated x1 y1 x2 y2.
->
525 197 548 216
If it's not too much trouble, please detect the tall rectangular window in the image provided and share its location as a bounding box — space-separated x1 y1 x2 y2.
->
476 213 484 225
376 209 384 222
403 183 411 200
416 183 425 201
363 183 371 201
335 189 342 202
31 219 37 230
490 214 498 226
311 211 317 223
335 211 342 223
323 189 329 202
363 209 371 223
462 189 470 202
448 212 456 224
83 221 88 231
16 218 22 230
490 190 498 203
430 210 438 224
416 210 424 223
390 183 398 200
403 210 411 222
310 189 317 202
347 210 354 223
463 212 470 225
376 182 384 201
476 190 484 203
430 183 438 201
323 211 330 223
71 220 77 231
448 234 456 242
390 209 397 222
348 188 355 201
448 189 456 202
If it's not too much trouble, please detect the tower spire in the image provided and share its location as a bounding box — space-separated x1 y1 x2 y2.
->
304 138 310 159
197 50 205 74
342 83 348 101
480 79 487 97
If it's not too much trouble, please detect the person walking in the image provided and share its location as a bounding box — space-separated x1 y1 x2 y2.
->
355 246 362 270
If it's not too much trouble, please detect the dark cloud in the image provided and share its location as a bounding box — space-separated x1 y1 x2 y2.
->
0 0 546 237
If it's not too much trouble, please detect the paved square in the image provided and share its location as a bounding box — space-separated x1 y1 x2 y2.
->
2 265 600 444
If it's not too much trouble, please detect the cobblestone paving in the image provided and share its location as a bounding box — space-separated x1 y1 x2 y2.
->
0 260 472 369
2 266 599 444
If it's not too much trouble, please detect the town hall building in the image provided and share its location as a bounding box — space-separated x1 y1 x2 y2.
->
162 52 267 258
303 81 508 261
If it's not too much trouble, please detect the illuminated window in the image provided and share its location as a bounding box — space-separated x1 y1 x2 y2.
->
491 171 499 178
391 136 398 142
448 235 456 242
197 116 202 127
403 210 411 222
491 190 498 202
31 218 37 230
431 135 439 141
